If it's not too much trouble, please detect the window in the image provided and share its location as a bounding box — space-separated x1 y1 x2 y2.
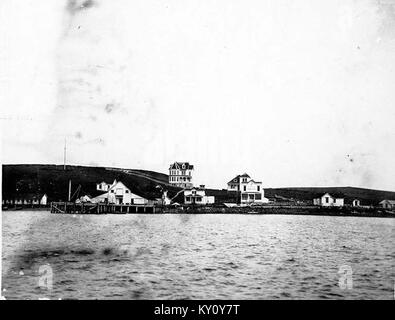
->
242 194 248 200
111 190 114 193
325 197 329 203
256 194 262 200
125 190 129 193
196 197 201 202
257 186 260 191
244 186 246 191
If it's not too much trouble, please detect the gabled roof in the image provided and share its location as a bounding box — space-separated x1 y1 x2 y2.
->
185 194 203 198
184 187 206 193
107 180 130 192
227 173 253 184
228 175 240 184
246 179 262 184
169 162 194 170
314 192 345 199
380 199 395 204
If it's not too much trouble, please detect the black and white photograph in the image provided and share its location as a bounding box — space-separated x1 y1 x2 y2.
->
1 0 394 305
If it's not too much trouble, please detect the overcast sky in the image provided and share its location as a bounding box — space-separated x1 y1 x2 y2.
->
1 0 395 190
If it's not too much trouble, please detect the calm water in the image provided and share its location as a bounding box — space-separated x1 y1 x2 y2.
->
2 211 394 299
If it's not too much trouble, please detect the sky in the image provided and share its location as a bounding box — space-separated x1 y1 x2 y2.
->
1 0 395 190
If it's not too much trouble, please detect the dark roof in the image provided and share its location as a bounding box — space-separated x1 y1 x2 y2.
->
228 173 255 184
228 175 240 184
169 162 194 170
185 194 203 198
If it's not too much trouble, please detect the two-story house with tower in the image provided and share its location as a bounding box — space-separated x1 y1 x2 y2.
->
169 162 194 188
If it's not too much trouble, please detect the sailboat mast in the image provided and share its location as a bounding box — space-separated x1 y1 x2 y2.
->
68 179 71 202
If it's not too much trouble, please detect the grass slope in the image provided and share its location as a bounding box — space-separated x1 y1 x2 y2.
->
265 187 395 205
2 164 179 202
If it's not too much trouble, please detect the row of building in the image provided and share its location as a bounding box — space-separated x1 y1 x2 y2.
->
168 162 269 205
2 161 395 209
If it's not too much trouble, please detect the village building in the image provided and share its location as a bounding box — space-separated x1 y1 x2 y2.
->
379 200 395 210
91 180 148 205
352 199 361 207
2 193 48 206
184 187 215 205
313 193 345 207
227 173 268 204
169 162 194 188
96 181 113 192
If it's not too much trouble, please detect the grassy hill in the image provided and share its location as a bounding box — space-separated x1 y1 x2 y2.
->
2 164 180 202
1 164 239 204
265 187 395 206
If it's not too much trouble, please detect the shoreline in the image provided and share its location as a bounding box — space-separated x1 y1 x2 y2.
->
2 206 395 218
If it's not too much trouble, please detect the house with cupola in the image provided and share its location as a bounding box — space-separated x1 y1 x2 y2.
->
227 173 268 204
169 162 194 188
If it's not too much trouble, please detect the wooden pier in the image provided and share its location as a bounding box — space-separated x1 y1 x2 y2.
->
50 202 160 214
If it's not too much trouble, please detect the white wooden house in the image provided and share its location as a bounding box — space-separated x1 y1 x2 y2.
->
379 200 395 209
313 193 344 207
91 180 148 205
352 199 361 207
227 173 268 204
96 181 112 192
184 187 215 205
